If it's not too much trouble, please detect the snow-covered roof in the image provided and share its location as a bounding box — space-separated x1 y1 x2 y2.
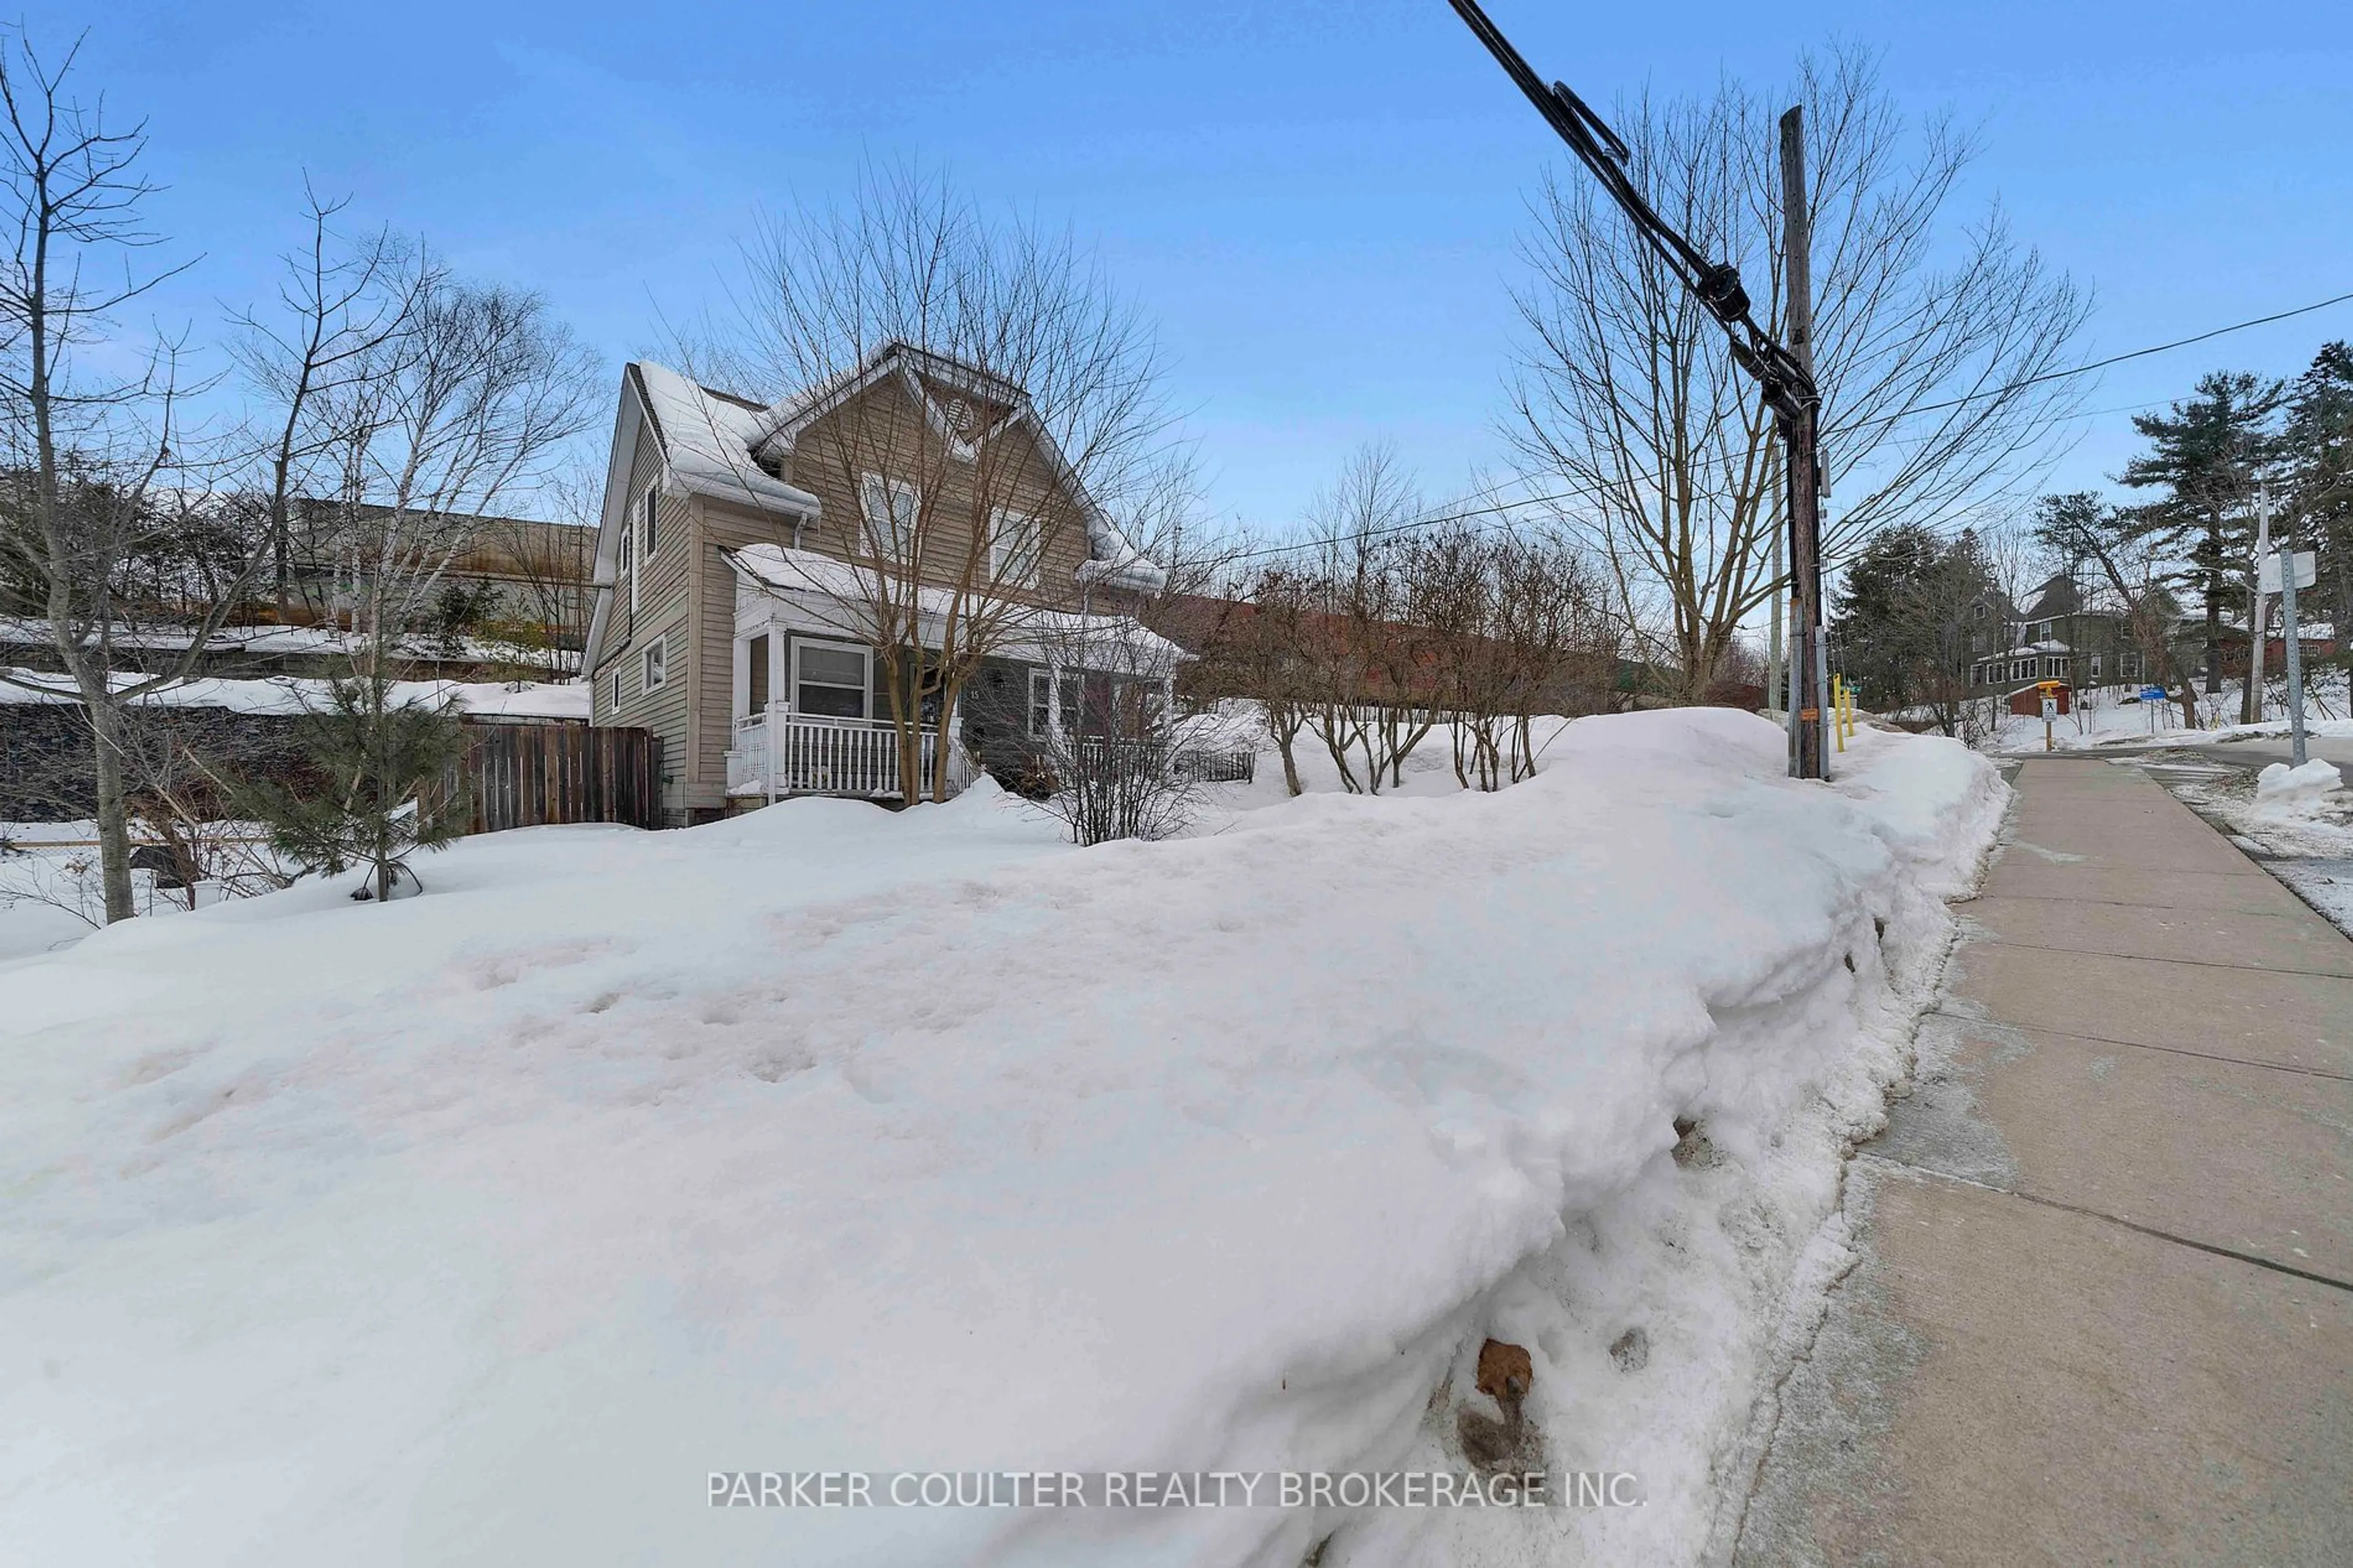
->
633 362 822 517
648 344 1167 596
727 543 1185 672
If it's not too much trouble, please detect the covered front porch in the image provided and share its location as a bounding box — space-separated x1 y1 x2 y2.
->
727 708 965 802
721 544 1183 804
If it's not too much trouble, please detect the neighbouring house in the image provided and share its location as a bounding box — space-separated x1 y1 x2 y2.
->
1963 572 2187 700
581 343 1176 824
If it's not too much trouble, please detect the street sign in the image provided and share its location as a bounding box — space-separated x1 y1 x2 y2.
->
2040 697 2058 721
2259 550 2316 594
2139 685 2166 704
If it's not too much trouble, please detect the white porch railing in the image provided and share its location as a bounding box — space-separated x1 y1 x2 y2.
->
728 706 969 801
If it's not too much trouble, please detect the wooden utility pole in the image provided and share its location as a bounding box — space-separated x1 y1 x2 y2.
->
1778 105 1827 779
1443 1 1824 776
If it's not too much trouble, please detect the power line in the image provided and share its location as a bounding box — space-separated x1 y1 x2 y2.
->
1833 287 2353 436
1224 289 2353 569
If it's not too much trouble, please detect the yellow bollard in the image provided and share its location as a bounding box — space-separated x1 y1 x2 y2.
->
1833 676 1847 752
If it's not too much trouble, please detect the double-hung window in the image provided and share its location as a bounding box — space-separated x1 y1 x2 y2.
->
793 639 870 719
1029 670 1053 738
991 507 1043 589
620 518 636 613
857 474 919 561
640 482 662 561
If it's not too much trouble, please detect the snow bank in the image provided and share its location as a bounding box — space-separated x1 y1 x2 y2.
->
0 710 2003 1567
2255 757 2343 803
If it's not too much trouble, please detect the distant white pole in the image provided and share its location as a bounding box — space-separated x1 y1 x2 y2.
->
2276 489 2309 767
2250 494 2271 722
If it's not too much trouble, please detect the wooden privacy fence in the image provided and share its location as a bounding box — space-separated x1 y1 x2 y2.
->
444 724 661 835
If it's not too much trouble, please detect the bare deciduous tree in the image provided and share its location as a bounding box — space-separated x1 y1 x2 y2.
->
1293 445 1443 794
256 261 596 903
1404 520 1618 790
1507 47 2087 702
0 31 267 923
305 264 599 670
1180 558 1315 796
230 187 412 624
681 162 1182 801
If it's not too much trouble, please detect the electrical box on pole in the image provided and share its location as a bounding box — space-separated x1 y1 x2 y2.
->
1442 0 1828 778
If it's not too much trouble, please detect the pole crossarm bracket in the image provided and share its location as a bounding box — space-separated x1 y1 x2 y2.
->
1443 0 1817 423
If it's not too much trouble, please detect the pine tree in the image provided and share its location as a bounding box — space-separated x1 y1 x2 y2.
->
1831 524 1944 710
238 675 471 903
2283 342 2353 642
1828 523 1993 729
2117 371 2283 696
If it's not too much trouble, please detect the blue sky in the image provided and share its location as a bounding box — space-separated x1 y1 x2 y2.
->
31 0 2353 531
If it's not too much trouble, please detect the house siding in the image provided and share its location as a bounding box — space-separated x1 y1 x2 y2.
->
589 415 697 820
693 498 801 806
781 377 1098 612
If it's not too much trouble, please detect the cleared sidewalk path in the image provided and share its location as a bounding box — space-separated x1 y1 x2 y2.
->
1735 757 2353 1567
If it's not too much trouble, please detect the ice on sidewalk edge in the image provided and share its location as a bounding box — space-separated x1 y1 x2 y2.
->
0 708 2006 1567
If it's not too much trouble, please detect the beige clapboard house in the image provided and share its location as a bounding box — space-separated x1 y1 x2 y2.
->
583 343 1172 824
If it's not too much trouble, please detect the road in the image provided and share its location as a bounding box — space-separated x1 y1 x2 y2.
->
2040 732 2353 787
2177 733 2353 785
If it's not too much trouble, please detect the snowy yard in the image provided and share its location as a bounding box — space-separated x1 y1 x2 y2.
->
0 709 2004 1567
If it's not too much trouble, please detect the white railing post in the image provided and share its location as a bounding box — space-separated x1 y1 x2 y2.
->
764 699 778 806
749 713 970 801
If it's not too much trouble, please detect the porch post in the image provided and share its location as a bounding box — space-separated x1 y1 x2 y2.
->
765 698 779 806
1159 675 1176 782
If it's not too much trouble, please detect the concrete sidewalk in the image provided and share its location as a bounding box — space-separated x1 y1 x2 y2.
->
1734 757 2353 1567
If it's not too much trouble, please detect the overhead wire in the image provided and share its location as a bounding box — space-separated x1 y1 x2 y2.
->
1217 287 2353 569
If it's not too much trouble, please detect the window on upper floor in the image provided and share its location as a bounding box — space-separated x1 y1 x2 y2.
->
857 474 920 559
642 636 667 694
620 513 637 613
640 482 662 561
991 507 1043 589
